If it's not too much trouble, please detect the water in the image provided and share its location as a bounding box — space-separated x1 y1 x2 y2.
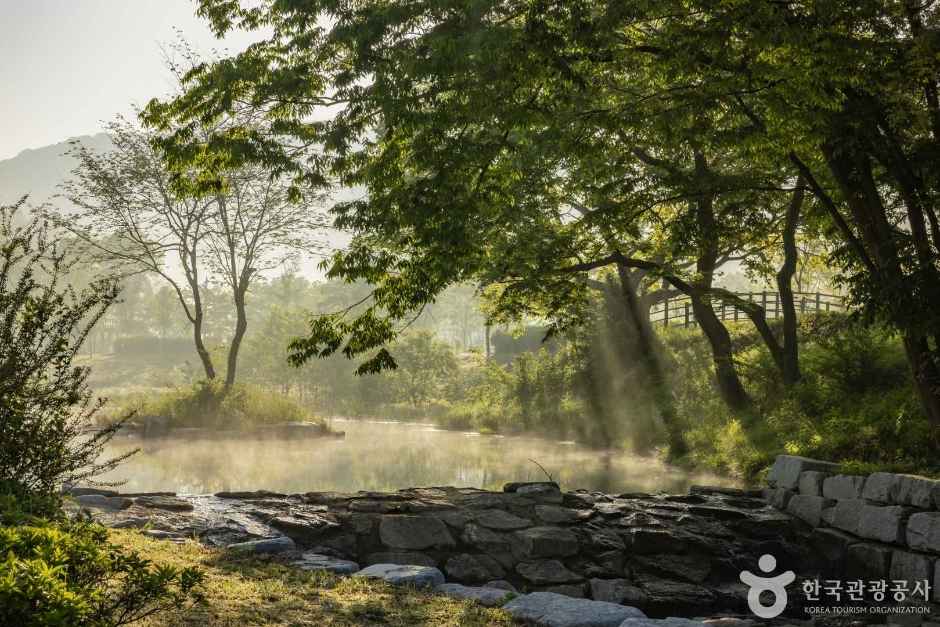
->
98 419 731 495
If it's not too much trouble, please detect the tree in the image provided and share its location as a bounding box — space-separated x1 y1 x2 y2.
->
0 199 133 500
390 330 459 408
145 0 940 445
58 117 326 389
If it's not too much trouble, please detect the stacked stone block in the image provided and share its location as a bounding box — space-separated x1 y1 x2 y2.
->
765 455 940 605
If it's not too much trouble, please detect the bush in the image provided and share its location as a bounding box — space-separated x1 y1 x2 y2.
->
0 502 203 626
107 380 325 429
0 201 134 502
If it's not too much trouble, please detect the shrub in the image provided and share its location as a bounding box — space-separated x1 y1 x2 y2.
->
0 505 203 626
107 380 324 429
0 200 134 502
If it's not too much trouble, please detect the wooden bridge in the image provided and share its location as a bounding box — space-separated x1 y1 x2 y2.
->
650 291 848 328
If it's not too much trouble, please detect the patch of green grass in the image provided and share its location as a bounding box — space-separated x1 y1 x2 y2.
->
114 531 520 627
102 380 326 430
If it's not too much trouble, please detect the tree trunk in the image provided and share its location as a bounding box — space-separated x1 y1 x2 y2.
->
776 176 805 386
224 287 248 389
616 266 687 456
691 295 753 410
193 302 216 380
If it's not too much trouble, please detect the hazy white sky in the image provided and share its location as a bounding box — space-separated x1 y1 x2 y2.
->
0 0 261 161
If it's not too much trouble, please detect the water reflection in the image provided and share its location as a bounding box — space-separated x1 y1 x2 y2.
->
99 419 731 495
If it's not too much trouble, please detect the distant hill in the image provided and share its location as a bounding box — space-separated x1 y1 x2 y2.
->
0 133 112 206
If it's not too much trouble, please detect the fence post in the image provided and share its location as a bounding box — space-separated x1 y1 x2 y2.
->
734 303 739 322
684 303 690 327
800 297 806 313
815 292 821 312
663 297 670 328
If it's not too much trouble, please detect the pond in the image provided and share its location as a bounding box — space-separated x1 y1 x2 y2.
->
98 419 732 495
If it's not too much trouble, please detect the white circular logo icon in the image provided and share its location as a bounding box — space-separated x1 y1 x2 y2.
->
739 554 795 618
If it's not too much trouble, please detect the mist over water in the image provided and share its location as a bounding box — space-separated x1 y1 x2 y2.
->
99 419 731 495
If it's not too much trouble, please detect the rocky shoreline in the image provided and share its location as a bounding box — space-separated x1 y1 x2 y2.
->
69 479 823 626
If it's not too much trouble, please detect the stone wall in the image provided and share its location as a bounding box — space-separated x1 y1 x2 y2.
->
766 455 940 606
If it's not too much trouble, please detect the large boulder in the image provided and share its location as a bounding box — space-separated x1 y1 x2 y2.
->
536 505 584 525
822 475 867 500
461 523 511 553
434 583 511 607
515 526 580 559
845 543 893 580
861 472 894 503
766 455 838 490
906 512 940 554
766 488 795 510
890 551 935 601
856 505 907 544
786 495 835 527
356 564 445 588
826 499 871 534
890 475 936 509
798 471 828 497
379 516 455 550
590 579 648 605
72 495 133 511
503 591 645 627
444 554 497 583
134 495 194 512
517 560 583 584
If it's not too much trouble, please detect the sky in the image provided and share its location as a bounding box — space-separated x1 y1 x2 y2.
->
0 0 262 161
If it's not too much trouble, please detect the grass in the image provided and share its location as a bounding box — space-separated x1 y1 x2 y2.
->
101 380 327 430
114 530 520 627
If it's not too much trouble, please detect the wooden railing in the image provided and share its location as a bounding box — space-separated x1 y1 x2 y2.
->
649 291 848 328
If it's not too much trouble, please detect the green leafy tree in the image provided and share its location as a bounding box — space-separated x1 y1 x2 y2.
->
145 0 940 446
0 199 133 500
390 330 459 408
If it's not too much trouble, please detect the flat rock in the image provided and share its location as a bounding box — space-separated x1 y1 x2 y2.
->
845 543 893 580
798 471 829 497
476 509 533 530
503 591 645 627
107 518 152 529
215 490 287 499
365 552 437 567
486 579 518 592
379 516 455 550
293 552 360 574
434 583 511 607
890 551 935 601
517 560 583 584
515 526 579 559
537 505 584 524
505 481 560 493
688 486 763 498
134 495 194 512
229 536 296 553
356 563 445 588
64 486 119 497
72 495 133 511
822 475 866 500
517 483 565 503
